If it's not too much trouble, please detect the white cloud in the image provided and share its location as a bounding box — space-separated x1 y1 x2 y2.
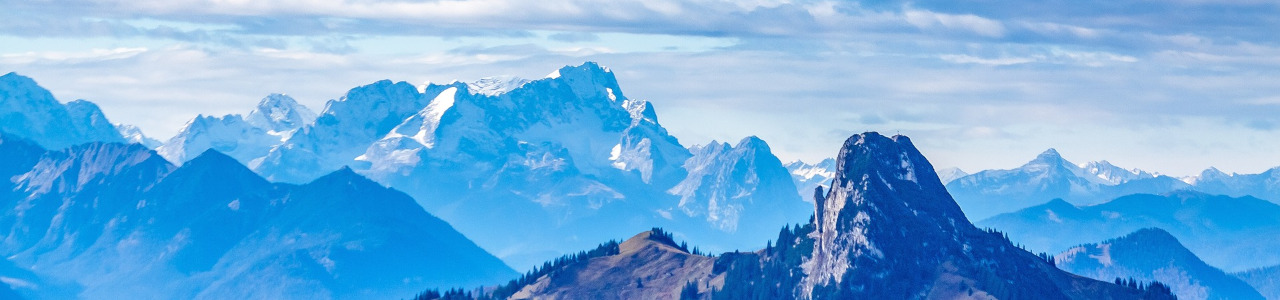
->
903 9 1006 38
0 47 148 64
939 54 1037 66
1020 21 1101 39
3 0 1280 176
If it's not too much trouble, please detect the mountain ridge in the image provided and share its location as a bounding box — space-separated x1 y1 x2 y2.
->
417 132 1173 300
979 191 1280 272
0 136 515 299
1057 228 1265 300
0 72 125 149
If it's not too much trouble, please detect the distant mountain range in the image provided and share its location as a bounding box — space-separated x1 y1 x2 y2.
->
418 132 1174 300
156 93 315 165
0 73 126 149
785 158 835 203
1057 228 1264 300
0 132 514 299
979 191 1280 272
146 62 808 269
792 148 1280 221
3 64 1274 299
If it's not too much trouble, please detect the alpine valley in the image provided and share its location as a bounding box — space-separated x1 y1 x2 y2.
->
0 63 1272 300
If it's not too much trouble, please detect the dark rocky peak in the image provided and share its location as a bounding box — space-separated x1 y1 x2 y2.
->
816 132 963 230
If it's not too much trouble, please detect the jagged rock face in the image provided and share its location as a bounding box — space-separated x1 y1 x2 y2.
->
159 94 315 165
476 132 1166 300
0 73 124 149
803 132 974 297
244 94 316 133
669 137 806 234
801 132 1137 299
258 80 434 182
1057 228 1265 300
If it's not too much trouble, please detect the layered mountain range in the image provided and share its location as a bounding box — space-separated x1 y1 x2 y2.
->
2 63 1273 299
421 132 1174 300
152 62 808 269
1235 265 1280 300
979 191 1280 272
0 73 515 299
794 148 1280 221
156 93 315 164
0 73 125 149
0 133 514 299
1056 228 1264 300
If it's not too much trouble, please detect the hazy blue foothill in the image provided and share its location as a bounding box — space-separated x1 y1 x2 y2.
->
979 192 1280 272
0 132 514 299
932 148 1280 220
1057 228 1264 300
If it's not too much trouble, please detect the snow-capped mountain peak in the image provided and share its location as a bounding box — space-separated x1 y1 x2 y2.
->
1016 148 1153 186
1024 148 1072 169
935 167 968 184
245 93 316 133
1180 167 1229 185
1082 160 1155 185
550 62 624 103
115 123 161 148
0 72 124 149
669 136 805 233
157 113 278 164
784 158 837 203
622 99 659 124
787 158 836 182
800 132 1132 298
466 76 531 96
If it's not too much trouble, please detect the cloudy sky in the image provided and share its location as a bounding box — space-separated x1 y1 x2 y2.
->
2 0 1278 176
